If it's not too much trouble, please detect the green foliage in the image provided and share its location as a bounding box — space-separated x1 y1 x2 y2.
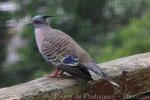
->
0 11 10 87
96 12 150 62
76 0 107 23
104 0 150 24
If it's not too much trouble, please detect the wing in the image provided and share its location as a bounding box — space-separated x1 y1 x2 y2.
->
58 55 92 81
61 55 79 66
41 35 93 81
41 29 95 66
40 30 93 81
41 31 71 65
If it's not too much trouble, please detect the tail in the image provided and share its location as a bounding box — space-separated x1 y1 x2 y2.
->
99 69 120 87
86 63 120 88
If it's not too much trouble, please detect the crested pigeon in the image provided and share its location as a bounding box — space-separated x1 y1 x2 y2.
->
30 15 119 87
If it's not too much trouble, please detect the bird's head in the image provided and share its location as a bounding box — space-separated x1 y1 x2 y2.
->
30 15 53 28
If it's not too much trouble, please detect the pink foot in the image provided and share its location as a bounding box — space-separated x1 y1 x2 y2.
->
46 69 64 79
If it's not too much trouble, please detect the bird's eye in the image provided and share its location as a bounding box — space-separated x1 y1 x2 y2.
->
34 21 41 24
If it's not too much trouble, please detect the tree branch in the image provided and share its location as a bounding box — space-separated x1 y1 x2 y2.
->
0 53 150 100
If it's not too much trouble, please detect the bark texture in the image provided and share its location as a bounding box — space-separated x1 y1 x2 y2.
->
0 53 150 100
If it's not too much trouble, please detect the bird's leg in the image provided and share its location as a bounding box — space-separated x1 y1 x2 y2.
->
46 69 64 78
56 70 64 75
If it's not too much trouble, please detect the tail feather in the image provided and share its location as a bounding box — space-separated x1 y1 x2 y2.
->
86 63 120 87
100 70 120 87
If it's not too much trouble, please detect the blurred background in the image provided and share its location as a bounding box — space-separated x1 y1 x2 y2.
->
0 0 150 88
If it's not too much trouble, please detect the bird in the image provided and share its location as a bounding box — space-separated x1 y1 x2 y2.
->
30 15 119 87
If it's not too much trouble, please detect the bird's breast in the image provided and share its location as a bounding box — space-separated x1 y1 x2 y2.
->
34 28 45 52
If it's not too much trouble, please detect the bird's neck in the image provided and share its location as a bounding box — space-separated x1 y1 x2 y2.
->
34 26 51 52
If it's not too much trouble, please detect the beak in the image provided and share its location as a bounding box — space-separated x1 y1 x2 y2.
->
43 15 55 19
